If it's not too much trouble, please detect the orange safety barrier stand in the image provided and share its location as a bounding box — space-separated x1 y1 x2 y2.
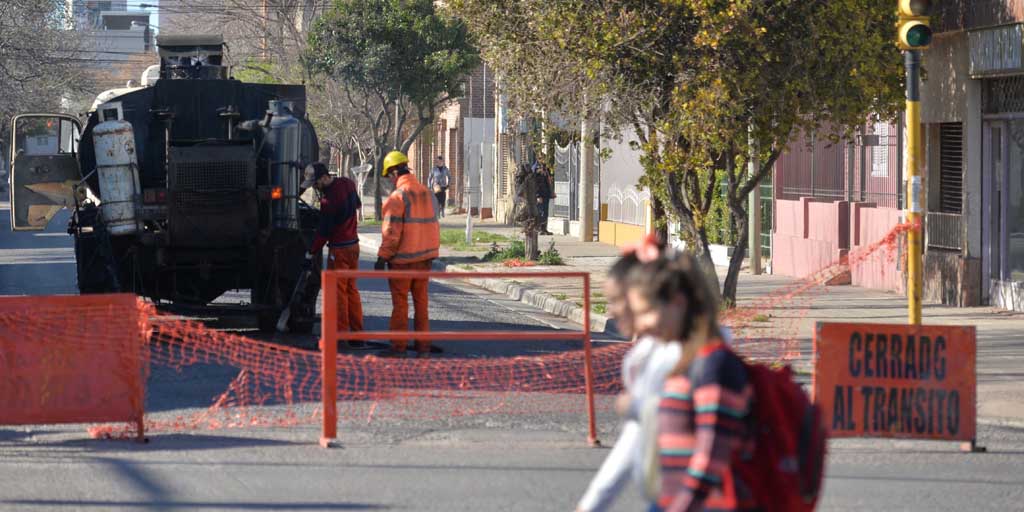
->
319 270 599 448
812 322 983 452
0 294 147 442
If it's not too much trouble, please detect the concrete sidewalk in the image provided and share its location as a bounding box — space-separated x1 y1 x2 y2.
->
358 213 1024 428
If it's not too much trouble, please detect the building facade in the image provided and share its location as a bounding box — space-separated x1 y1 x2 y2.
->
917 1 1024 309
768 1 1024 311
770 123 906 291
408 63 496 217
67 0 155 96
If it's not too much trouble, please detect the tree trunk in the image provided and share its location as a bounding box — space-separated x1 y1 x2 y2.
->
692 224 722 302
525 231 540 261
340 152 350 179
721 211 749 308
373 151 385 220
653 197 669 244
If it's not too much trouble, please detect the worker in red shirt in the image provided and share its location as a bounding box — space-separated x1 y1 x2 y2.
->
301 162 363 345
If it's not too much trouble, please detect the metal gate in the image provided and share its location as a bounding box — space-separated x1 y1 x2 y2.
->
552 142 600 224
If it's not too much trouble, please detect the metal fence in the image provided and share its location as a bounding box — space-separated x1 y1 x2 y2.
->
553 142 600 223
774 121 903 209
760 179 772 259
606 186 649 226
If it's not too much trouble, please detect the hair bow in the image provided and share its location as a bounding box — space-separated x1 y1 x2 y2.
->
621 233 662 263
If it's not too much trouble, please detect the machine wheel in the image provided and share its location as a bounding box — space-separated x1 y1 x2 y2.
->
252 226 322 333
288 318 315 335
72 206 115 294
257 310 280 332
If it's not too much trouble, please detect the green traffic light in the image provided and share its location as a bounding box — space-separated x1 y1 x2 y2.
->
906 25 932 47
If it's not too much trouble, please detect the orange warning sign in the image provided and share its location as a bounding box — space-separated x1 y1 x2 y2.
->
812 322 976 441
0 294 147 435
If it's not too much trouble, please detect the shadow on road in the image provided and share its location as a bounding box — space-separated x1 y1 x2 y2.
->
24 433 303 453
0 500 386 510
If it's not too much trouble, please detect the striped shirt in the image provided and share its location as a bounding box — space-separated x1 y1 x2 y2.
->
655 340 757 512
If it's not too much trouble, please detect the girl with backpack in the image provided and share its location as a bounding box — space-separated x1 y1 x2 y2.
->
626 252 759 512
575 236 684 512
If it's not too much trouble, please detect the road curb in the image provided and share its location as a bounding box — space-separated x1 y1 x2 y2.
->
977 416 1024 430
358 235 615 334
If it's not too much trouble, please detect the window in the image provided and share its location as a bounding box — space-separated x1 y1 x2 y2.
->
15 117 77 156
871 122 889 177
939 122 963 214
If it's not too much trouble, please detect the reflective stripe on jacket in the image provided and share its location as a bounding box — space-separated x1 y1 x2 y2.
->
379 173 440 264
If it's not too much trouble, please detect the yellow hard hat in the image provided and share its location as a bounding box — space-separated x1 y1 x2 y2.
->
382 150 409 176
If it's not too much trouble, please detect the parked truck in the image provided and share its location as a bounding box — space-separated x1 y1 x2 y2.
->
7 35 323 332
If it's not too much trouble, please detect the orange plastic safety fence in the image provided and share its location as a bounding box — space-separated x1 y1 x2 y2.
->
0 295 149 439
0 222 912 440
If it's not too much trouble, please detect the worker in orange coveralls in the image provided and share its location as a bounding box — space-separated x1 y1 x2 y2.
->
375 150 440 357
301 162 363 346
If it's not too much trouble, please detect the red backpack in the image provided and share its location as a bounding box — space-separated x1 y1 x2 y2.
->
734 362 828 512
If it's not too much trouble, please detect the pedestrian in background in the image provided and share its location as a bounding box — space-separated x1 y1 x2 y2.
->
428 155 451 218
300 162 363 346
626 252 757 512
376 150 441 357
534 162 555 235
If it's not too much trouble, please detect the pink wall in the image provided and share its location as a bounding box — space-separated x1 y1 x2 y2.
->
772 197 903 292
849 204 904 292
772 198 848 278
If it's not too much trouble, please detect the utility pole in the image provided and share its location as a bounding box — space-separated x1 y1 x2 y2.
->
481 63 487 221
261 0 268 61
394 85 401 149
897 0 932 325
909 49 925 323
578 106 594 242
748 127 762 275
905 50 924 325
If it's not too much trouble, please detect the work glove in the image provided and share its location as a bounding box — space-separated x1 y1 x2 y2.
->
300 252 314 271
374 257 388 271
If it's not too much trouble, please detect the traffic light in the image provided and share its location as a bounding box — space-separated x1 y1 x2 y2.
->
897 0 932 50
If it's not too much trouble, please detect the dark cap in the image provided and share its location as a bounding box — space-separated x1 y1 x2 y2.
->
301 162 330 188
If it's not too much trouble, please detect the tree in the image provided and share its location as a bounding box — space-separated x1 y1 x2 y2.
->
0 0 85 134
166 0 377 184
307 0 480 218
453 0 902 305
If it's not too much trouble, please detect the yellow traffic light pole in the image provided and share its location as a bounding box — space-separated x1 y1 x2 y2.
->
897 0 930 325
905 50 923 325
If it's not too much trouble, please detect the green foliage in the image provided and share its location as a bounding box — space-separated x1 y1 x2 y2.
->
482 240 526 262
537 241 565 266
553 292 568 301
308 0 480 219
592 302 608 315
440 229 511 251
232 58 287 84
453 0 902 306
307 0 479 109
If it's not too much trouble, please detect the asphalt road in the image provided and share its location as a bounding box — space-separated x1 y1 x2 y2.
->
1 202 1023 511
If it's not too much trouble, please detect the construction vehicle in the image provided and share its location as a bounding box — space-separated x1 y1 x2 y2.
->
7 35 323 332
